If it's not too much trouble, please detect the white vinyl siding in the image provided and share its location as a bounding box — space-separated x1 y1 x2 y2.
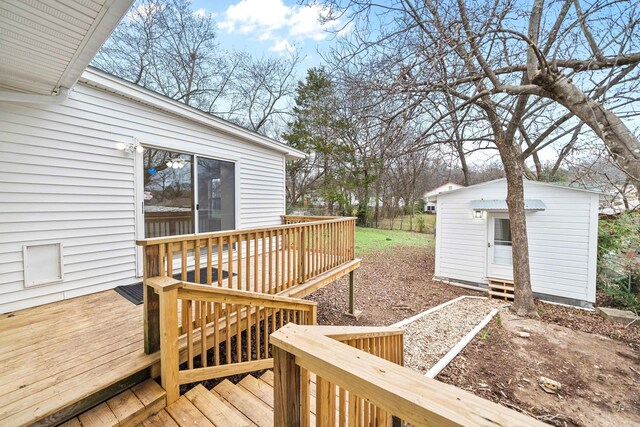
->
0 82 286 313
435 180 598 305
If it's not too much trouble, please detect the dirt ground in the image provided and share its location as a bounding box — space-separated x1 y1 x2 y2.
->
307 243 640 426
439 312 640 427
306 245 480 326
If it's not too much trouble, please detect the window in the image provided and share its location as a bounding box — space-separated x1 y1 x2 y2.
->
493 218 512 266
142 148 235 238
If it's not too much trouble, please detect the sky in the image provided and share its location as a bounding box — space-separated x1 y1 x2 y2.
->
190 0 347 72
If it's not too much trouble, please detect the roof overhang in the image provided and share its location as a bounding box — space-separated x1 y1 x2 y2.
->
0 0 133 97
471 199 547 211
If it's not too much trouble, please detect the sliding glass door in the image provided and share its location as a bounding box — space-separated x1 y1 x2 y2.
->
142 148 235 238
143 149 194 238
197 157 235 233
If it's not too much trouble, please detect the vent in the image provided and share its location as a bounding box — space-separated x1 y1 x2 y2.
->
23 243 64 288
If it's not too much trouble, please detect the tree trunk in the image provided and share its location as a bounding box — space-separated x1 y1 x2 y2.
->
483 103 538 316
503 160 538 316
455 142 470 186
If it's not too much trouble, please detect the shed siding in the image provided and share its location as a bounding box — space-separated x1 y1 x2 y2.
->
0 83 286 313
435 180 597 304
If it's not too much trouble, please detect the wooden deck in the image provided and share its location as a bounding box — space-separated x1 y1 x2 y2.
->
0 256 358 426
0 290 155 426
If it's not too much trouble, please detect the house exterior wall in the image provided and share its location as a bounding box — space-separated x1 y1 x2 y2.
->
0 82 287 313
434 180 598 306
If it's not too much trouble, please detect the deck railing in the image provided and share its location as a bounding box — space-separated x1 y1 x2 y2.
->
147 276 317 404
271 323 546 427
137 216 357 353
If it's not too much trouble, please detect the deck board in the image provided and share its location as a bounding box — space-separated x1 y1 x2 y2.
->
0 291 156 426
0 253 358 426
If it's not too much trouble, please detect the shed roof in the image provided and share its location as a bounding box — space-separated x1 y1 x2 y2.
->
437 178 603 197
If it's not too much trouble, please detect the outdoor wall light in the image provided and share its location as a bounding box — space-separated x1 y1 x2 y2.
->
473 210 483 219
116 141 144 153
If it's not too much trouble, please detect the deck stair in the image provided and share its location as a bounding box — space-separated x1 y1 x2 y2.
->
59 379 166 427
487 278 515 301
142 371 279 427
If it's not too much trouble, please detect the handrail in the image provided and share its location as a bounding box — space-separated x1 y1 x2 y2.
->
138 215 357 354
281 215 340 224
137 216 356 246
271 323 545 427
150 277 317 405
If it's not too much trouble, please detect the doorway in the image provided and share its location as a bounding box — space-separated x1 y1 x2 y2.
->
487 213 513 280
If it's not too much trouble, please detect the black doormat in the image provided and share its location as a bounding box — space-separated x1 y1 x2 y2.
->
176 266 231 284
114 283 144 305
114 267 234 305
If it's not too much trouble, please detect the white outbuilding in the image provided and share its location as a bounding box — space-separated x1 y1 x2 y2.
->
434 179 601 307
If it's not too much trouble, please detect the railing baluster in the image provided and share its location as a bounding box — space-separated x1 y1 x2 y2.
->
217 237 223 287
225 302 231 364
261 232 267 294
247 303 252 362
213 302 220 366
166 242 173 276
186 298 193 370
200 301 207 368
235 304 242 363
237 234 243 291
276 229 281 292
268 230 273 293
301 367 311 427
339 385 347 427
246 233 251 292
227 235 234 289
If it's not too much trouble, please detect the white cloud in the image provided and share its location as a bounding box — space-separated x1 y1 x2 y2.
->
219 0 290 32
270 39 295 53
219 0 341 45
288 4 331 41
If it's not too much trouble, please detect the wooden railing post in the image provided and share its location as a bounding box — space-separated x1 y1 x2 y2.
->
148 277 183 405
144 244 161 354
273 346 300 426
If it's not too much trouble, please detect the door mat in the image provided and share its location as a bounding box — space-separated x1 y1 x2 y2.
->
115 267 234 305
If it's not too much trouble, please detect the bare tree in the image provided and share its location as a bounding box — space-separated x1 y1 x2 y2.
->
315 0 640 315
94 0 303 138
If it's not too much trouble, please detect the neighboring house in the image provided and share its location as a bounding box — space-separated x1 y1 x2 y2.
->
434 179 600 308
423 182 464 213
600 184 639 214
0 3 304 313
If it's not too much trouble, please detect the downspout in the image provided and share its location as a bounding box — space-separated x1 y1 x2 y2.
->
0 87 70 104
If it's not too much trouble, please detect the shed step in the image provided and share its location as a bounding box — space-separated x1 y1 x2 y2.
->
488 290 515 300
60 379 166 427
487 283 515 292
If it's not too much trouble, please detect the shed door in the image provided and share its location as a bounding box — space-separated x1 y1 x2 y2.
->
487 213 514 280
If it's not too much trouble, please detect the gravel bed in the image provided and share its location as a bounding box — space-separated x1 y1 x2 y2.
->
402 297 507 374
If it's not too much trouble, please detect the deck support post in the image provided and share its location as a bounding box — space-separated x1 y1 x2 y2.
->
273 346 301 426
144 245 161 354
344 270 362 319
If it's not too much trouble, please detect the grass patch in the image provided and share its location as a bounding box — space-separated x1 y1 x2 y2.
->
376 214 436 233
356 227 434 255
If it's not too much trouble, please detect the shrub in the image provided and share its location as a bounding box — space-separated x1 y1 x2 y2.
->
597 211 640 311
416 215 426 233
